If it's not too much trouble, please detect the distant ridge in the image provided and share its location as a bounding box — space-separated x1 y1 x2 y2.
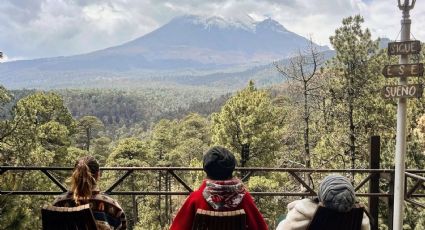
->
0 15 329 89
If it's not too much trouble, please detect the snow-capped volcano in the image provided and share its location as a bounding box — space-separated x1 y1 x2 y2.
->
93 14 327 67
0 14 329 89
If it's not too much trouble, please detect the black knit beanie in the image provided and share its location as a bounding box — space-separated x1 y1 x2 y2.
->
203 146 236 180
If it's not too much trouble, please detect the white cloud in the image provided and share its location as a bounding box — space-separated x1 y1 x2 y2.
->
1 0 424 60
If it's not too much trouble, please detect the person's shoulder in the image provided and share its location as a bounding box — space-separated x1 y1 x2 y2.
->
288 198 318 217
295 198 317 208
53 191 73 206
90 193 126 220
186 186 204 204
240 190 253 201
93 193 124 210
276 199 317 230
192 181 207 197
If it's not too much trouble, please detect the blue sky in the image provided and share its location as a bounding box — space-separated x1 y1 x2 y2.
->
0 0 424 61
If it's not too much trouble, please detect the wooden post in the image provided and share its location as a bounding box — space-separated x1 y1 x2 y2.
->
388 172 395 230
369 136 380 230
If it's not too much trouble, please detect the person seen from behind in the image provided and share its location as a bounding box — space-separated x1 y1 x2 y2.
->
170 146 268 230
53 156 127 230
276 174 370 230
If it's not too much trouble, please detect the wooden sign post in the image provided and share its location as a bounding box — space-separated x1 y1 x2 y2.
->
385 1 420 229
382 43 423 100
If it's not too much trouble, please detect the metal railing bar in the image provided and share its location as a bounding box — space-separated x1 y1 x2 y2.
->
408 194 425 197
406 180 423 198
405 172 425 181
0 166 74 170
241 171 254 182
0 190 397 197
167 170 193 192
2 167 425 205
405 198 425 209
109 191 190 195
2 166 425 173
41 169 67 192
288 171 316 195
355 174 372 192
105 170 133 194
0 191 62 195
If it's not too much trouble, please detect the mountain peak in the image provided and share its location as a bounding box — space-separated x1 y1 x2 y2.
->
256 18 288 33
171 15 290 34
171 14 255 31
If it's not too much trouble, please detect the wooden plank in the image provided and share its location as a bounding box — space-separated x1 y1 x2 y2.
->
388 40 421 55
382 63 424 77
382 84 423 98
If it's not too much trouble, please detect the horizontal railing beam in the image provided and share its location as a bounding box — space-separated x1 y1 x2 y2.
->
1 166 424 210
0 190 400 197
2 166 423 173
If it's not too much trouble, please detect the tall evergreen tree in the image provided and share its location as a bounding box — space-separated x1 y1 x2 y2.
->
76 115 104 151
211 81 283 170
107 138 149 229
0 91 75 229
327 15 379 174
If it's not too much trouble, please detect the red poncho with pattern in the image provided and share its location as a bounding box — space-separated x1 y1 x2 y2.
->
169 179 268 230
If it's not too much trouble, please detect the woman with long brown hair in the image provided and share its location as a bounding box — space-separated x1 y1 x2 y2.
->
53 156 127 230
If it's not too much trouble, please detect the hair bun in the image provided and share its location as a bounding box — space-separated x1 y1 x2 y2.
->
203 146 236 180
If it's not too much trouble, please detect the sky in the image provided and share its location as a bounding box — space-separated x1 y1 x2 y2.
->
1 0 424 61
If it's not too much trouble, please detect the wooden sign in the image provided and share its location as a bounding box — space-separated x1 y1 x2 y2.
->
388 40 421 55
382 84 423 98
382 63 424 77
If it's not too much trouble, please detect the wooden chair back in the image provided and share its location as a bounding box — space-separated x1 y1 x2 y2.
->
307 205 365 230
191 209 247 230
41 204 98 230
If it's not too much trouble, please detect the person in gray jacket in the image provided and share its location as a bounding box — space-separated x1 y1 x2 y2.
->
276 174 370 230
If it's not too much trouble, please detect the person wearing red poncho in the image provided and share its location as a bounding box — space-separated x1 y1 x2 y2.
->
170 146 268 230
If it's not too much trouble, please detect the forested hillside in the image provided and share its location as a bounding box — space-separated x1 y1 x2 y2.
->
1 15 425 230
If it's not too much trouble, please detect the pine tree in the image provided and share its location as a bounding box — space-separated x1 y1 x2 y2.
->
326 15 379 175
75 115 104 152
211 81 283 171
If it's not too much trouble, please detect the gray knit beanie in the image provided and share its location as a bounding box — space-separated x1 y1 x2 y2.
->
318 174 356 212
